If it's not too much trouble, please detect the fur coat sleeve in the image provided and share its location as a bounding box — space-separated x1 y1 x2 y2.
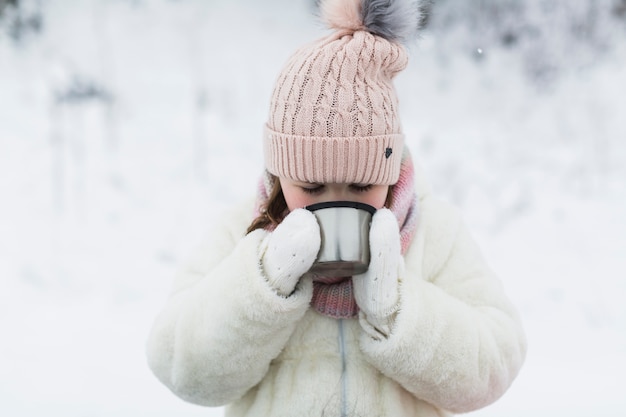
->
358 192 527 413
145 200 313 406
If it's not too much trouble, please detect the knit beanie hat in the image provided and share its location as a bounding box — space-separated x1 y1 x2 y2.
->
264 0 420 185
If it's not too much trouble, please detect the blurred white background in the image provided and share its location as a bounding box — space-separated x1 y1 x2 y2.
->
1 0 625 415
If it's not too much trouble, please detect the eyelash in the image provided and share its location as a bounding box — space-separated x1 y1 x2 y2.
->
351 184 373 193
300 184 373 194
301 186 323 195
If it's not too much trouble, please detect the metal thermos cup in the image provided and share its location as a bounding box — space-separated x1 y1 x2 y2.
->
306 201 376 277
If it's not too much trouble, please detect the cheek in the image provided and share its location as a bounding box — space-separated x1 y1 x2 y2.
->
282 187 315 211
364 186 390 209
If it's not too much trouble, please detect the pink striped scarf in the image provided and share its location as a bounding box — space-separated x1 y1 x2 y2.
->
254 150 419 319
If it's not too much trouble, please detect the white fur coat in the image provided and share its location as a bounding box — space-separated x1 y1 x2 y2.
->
146 167 527 417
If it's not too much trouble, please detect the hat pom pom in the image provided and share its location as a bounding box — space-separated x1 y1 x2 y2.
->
320 0 364 33
320 0 421 43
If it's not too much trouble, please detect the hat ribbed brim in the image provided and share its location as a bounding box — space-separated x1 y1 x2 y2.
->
264 125 404 185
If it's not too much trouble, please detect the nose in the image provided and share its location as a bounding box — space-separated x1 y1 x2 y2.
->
325 185 351 203
328 190 345 201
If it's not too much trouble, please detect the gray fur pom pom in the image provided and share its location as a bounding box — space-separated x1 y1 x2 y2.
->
320 0 422 43
361 0 422 42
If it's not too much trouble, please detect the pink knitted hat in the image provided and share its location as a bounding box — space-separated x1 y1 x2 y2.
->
264 0 420 185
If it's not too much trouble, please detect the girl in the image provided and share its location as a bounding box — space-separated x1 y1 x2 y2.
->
146 1 527 416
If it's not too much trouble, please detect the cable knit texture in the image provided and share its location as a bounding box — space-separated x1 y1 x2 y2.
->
263 26 407 185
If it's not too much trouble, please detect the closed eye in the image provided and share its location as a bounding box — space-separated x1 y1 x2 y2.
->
301 184 324 194
349 184 373 193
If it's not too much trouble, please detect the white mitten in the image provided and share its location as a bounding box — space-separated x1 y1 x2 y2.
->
353 208 404 339
260 209 321 296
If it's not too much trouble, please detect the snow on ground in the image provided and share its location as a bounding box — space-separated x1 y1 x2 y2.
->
1 1 624 416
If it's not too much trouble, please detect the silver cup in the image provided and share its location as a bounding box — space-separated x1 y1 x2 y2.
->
306 201 376 277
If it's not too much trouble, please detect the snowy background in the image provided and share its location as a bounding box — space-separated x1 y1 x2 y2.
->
1 0 625 416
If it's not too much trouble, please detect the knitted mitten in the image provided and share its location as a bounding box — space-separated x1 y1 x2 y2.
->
353 208 403 339
260 209 321 296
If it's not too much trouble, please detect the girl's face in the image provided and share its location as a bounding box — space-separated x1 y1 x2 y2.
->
279 178 390 211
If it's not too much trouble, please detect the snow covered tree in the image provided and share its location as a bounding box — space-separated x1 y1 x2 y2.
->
0 0 42 43
427 0 625 83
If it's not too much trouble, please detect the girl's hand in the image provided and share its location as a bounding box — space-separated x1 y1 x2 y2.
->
353 208 403 339
260 209 321 296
